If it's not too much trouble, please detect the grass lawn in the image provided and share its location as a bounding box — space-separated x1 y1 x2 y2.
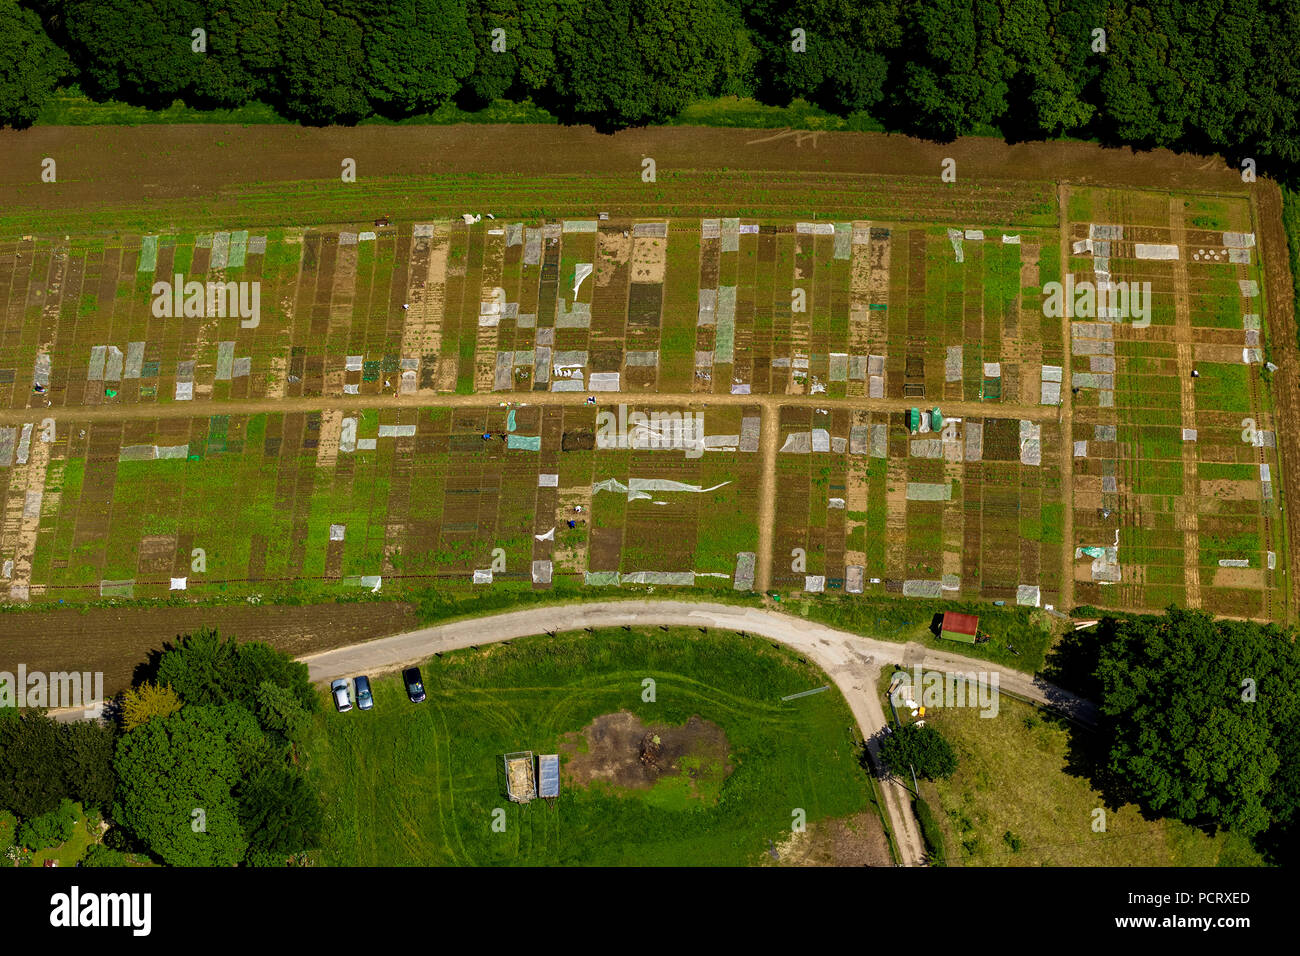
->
305 627 880 866
879 671 1264 867
24 804 95 868
799 594 1057 673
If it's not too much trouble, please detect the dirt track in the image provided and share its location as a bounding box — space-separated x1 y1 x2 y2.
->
0 125 1252 213
1055 185 1075 612
1251 183 1298 622
0 390 1076 427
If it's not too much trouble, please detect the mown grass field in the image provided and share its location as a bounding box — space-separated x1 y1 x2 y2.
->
878 671 1263 867
305 628 880 866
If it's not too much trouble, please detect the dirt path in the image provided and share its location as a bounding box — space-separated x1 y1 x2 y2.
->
1252 182 1298 622
1056 184 1075 611
1167 197 1202 609
755 396 780 592
0 390 1061 426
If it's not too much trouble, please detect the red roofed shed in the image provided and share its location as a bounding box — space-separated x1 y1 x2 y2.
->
940 611 979 644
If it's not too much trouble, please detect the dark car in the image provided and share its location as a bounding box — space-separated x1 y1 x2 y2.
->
403 667 426 703
354 675 374 711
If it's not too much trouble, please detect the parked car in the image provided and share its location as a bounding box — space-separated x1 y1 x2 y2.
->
354 675 374 711
403 667 426 703
331 678 352 713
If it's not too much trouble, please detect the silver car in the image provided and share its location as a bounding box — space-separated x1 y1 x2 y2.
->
331 678 352 713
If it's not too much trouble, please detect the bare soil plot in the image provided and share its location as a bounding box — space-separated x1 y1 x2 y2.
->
0 600 417 699
559 710 732 798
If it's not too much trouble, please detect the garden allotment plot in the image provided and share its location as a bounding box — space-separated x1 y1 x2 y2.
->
0 210 1060 409
5 403 760 603
0 185 1289 623
1065 187 1286 619
771 405 1063 607
768 222 1066 608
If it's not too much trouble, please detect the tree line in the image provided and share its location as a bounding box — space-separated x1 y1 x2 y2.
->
1 0 1298 179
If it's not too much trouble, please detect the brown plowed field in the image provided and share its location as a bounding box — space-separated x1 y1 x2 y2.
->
0 600 416 697
0 125 1250 211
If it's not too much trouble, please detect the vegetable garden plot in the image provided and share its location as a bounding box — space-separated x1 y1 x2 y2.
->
0 178 1288 623
769 405 1059 606
3 404 763 605
3 215 1073 410
1065 187 1286 621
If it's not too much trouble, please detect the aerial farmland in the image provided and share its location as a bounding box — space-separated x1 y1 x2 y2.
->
3 0 1300 896
0 164 1287 628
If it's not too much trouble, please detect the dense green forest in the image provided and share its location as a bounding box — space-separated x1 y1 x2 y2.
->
2 0 1299 179
1094 608 1299 863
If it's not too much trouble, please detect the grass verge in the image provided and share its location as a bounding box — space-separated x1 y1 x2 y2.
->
305 626 878 865
794 593 1057 673
896 683 1263 867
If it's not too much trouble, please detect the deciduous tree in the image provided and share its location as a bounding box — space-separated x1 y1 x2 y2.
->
113 704 260 866
879 723 958 780
121 681 182 731
0 0 68 127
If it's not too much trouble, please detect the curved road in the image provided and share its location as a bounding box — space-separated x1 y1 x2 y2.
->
299 599 1098 868
48 598 1096 866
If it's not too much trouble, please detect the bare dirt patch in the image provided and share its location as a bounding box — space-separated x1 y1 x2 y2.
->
762 812 893 867
630 237 667 284
315 408 343 468
596 230 632 287
1199 478 1259 501
561 428 595 451
559 710 732 796
1212 566 1264 589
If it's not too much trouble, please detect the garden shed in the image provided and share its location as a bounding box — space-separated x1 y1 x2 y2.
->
940 611 979 644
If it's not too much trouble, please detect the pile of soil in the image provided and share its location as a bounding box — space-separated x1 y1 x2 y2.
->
559 710 731 791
